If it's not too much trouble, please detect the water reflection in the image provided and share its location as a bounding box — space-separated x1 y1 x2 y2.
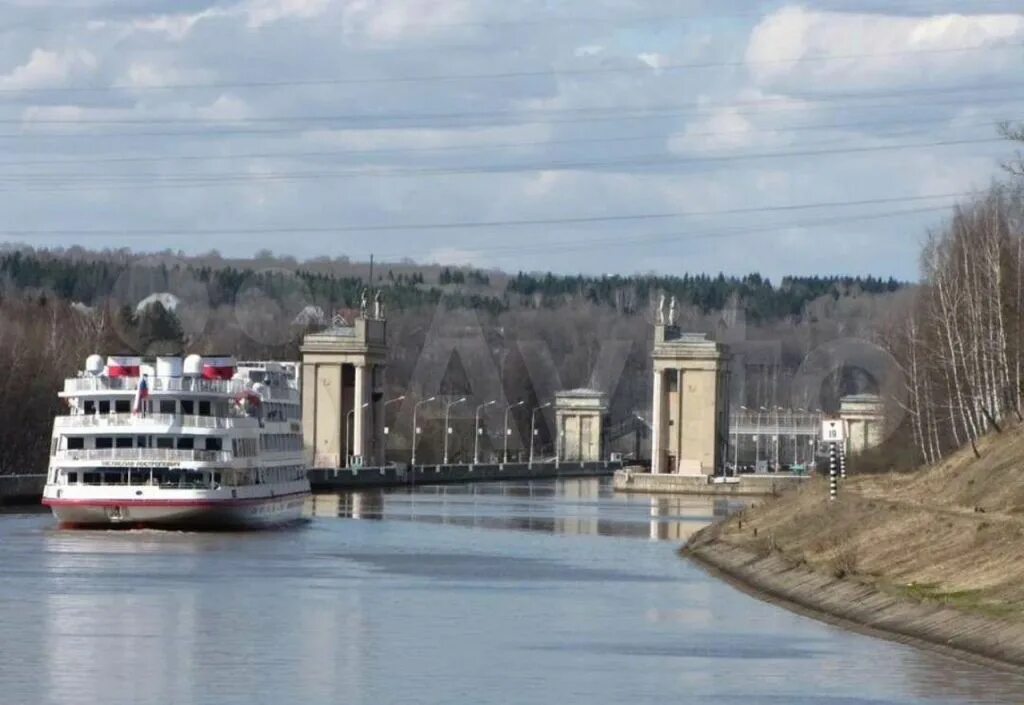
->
306 478 746 542
3 479 1024 705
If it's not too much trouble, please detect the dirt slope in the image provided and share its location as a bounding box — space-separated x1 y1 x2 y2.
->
698 426 1024 619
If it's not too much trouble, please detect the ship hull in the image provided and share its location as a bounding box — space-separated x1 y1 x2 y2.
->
43 490 310 530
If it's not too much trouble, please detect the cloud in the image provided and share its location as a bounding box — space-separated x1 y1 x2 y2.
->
747 6 1024 93
0 48 97 90
242 0 333 29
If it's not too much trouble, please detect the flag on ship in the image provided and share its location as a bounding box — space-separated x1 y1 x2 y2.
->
132 375 149 415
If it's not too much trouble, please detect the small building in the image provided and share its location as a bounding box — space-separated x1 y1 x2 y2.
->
554 389 609 462
300 302 388 469
839 393 886 454
651 318 730 476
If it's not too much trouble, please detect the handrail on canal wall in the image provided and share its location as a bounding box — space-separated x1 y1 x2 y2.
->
308 460 622 492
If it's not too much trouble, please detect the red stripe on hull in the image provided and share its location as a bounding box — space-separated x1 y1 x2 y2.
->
43 490 310 509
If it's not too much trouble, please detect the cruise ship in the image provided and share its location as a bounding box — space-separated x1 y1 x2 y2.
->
41 354 311 529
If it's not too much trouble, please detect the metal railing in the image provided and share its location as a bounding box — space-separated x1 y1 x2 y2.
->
729 410 823 436
53 448 233 463
54 413 260 430
62 376 300 402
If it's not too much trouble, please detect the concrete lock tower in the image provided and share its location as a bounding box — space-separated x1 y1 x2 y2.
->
554 389 609 462
839 393 886 454
650 302 730 476
301 297 389 469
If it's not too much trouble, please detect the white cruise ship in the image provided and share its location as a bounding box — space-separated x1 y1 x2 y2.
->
41 354 311 529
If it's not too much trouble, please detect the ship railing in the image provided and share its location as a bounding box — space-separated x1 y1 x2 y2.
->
54 414 260 430
63 377 246 395
62 376 300 402
53 448 233 463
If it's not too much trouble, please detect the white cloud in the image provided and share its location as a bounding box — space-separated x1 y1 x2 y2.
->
339 0 476 41
0 48 97 90
242 0 333 29
747 6 1024 92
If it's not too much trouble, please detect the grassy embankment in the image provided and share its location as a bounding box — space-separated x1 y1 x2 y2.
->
685 425 1024 663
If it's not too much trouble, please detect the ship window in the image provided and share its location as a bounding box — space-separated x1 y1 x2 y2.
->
159 400 176 414
66 471 78 484
115 399 130 413
198 400 211 416
66 437 84 450
99 400 110 414
129 469 149 485
206 437 222 452
83 472 101 485
156 437 173 449
104 471 127 485
84 400 96 415
177 437 194 450
180 399 194 415
95 437 113 449
137 436 149 448
115 437 132 448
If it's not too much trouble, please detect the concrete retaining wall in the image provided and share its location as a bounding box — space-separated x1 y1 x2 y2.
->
684 535 1024 669
613 470 806 496
309 461 619 491
0 474 46 505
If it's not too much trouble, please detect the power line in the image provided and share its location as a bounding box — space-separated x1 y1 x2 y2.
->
1 41 1021 95
386 203 960 261
0 191 978 237
3 94 1021 143
7 80 1024 125
0 112 1008 168
0 137 1006 191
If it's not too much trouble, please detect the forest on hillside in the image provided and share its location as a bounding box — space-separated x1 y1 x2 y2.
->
0 246 904 473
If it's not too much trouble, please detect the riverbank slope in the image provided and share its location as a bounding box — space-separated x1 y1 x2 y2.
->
684 426 1024 667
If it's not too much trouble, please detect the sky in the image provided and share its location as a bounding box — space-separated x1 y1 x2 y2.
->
1 0 1023 281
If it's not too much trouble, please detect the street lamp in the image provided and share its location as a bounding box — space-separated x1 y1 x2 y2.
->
734 405 747 475
443 396 467 465
529 402 552 469
382 395 406 436
345 401 370 468
775 406 785 470
503 400 525 464
411 396 437 467
474 400 497 466
380 395 406 462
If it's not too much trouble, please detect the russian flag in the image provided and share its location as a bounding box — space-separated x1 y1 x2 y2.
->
107 355 141 378
202 356 236 380
132 375 149 415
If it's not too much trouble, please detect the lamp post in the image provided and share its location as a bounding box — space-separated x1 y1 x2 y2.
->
474 400 497 466
380 395 405 464
530 402 552 469
443 397 467 465
735 406 746 475
775 406 784 471
411 396 437 467
503 400 525 464
346 402 370 468
756 406 766 469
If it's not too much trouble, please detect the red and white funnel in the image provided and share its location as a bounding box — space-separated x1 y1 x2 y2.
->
201 356 236 380
106 355 141 378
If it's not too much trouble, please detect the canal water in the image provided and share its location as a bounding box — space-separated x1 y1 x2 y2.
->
1 479 1022 705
